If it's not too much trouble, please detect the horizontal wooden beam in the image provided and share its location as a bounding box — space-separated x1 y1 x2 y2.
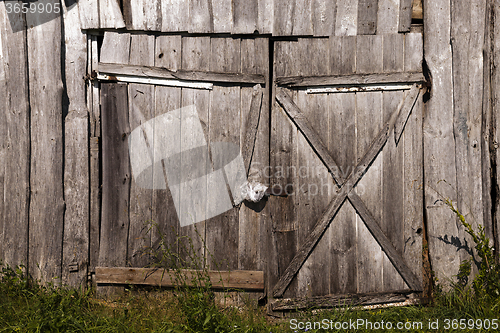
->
307 84 414 94
95 267 264 291
272 290 418 311
96 73 213 90
98 62 266 85
275 72 425 88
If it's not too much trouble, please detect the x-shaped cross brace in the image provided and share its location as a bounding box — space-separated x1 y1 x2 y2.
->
272 85 422 297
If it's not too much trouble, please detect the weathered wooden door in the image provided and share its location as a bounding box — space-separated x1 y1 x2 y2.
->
268 34 424 307
97 32 269 282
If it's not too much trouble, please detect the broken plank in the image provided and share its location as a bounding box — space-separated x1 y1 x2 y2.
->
98 62 266 84
241 85 263 174
276 72 425 87
95 267 265 290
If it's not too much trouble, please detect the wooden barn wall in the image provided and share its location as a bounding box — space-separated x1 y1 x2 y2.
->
0 0 498 294
78 0 422 36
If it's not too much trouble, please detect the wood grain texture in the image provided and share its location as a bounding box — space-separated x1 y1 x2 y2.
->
357 0 378 35
212 0 233 33
399 0 413 32
335 0 358 36
330 36 356 75
100 32 131 64
0 5 29 269
62 1 90 287
127 0 161 31
312 0 336 36
377 0 399 34
273 0 294 36
276 72 424 87
161 0 190 32
96 267 264 290
423 0 460 284
98 63 265 84
78 0 100 29
258 0 274 34
127 34 155 267
394 84 420 144
99 0 126 28
190 0 213 33
27 10 64 282
241 86 263 174
233 0 258 34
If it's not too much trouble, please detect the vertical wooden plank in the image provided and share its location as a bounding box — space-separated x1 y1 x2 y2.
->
377 0 399 34
99 83 130 270
212 0 232 33
205 37 241 271
292 0 313 36
62 1 90 287
99 0 126 29
381 33 406 291
399 0 413 32
79 0 100 29
127 35 156 267
152 35 182 265
269 40 299 299
258 0 273 34
233 0 258 34
295 38 332 297
190 0 213 33
27 8 64 283
312 0 336 36
330 35 356 75
357 0 378 35
423 0 459 285
403 31 423 285
0 2 30 270
161 0 190 32
100 32 131 64
179 36 211 266
273 0 294 36
126 0 161 31
335 0 358 36
355 34 383 293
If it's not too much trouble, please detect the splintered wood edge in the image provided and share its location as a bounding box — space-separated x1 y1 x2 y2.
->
95 267 265 291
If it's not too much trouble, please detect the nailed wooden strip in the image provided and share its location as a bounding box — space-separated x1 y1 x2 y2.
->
307 84 413 93
357 0 378 35
399 0 413 32
348 192 422 290
276 72 425 87
394 84 420 144
242 86 263 174
98 62 266 84
95 267 265 290
97 73 213 90
62 1 90 287
276 88 342 185
272 290 417 311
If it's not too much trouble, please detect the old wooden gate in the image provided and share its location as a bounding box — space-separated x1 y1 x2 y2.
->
268 34 424 309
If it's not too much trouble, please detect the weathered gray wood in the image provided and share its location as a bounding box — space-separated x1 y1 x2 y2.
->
292 0 313 36
0 5 29 270
356 35 383 73
258 0 273 34
99 83 131 269
357 0 378 35
27 11 64 282
212 0 233 33
99 0 126 28
62 1 90 287
100 32 131 64
98 63 266 84
312 0 336 36
127 0 161 30
399 0 413 32
423 0 460 285
127 35 155 267
96 267 264 290
190 0 213 33
272 290 417 310
273 0 294 36
348 193 422 290
241 86 263 174
178 36 211 267
394 84 420 144
404 33 423 72
233 0 258 34
276 72 424 87
161 0 189 32
384 34 404 73
329 36 356 75
335 0 358 36
79 0 100 29
377 0 399 34
205 37 241 271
